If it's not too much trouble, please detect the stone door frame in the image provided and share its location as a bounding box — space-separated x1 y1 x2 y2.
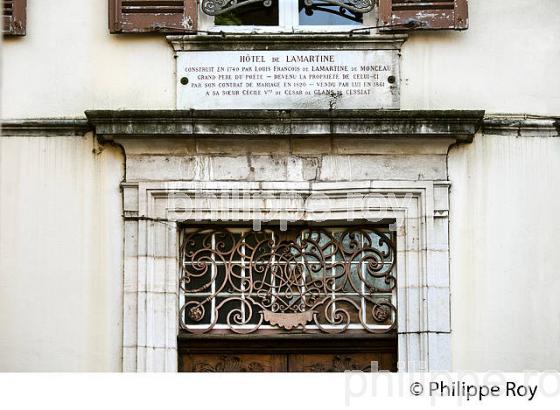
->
121 180 452 372
85 108 484 372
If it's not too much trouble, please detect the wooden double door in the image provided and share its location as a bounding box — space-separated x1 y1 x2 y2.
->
179 334 397 372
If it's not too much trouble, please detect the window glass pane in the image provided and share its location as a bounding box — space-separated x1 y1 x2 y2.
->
215 0 279 26
298 1 363 25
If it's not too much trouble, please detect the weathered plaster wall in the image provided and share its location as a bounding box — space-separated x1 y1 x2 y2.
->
449 133 560 371
1 1 175 119
2 0 560 118
3 131 559 372
1 0 559 372
0 134 124 371
401 0 560 115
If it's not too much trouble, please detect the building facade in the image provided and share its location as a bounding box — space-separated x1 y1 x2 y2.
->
1 0 559 372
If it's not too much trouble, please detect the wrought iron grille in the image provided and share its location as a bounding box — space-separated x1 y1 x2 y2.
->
201 0 375 16
179 226 397 334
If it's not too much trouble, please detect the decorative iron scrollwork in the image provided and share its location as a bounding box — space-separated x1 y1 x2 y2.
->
302 0 374 14
202 0 273 16
179 226 396 334
201 0 374 16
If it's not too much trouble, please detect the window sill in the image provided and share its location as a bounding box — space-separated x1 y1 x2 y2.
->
167 33 408 52
201 25 375 35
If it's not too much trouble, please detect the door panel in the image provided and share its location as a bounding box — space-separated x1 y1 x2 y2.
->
178 334 398 372
180 353 287 372
288 352 396 372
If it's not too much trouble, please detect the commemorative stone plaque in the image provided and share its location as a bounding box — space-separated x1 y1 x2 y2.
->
177 49 399 110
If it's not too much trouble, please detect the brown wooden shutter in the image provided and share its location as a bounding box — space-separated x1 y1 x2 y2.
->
379 0 468 31
109 0 197 33
3 0 26 36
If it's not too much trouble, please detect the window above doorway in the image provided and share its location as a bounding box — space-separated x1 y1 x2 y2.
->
179 225 397 335
108 0 468 34
202 0 373 31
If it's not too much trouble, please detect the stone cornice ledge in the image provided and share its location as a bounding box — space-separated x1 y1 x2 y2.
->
483 115 560 137
1 118 90 137
85 110 485 143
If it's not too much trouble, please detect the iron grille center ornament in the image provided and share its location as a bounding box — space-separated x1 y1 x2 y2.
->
201 0 375 16
179 227 396 334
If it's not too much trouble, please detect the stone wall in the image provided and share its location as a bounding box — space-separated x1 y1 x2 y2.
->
123 136 448 183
